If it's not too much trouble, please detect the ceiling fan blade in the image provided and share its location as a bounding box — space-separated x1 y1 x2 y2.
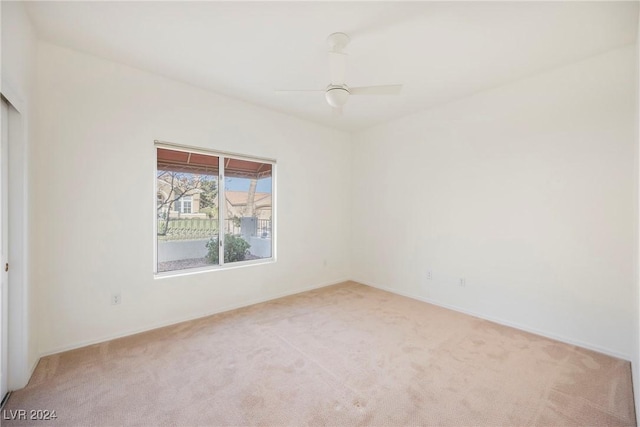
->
275 89 324 93
329 51 347 85
350 84 403 95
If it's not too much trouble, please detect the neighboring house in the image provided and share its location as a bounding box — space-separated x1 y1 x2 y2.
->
224 191 272 220
157 179 272 221
156 181 206 220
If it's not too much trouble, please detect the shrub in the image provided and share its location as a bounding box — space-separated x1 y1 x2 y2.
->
206 234 251 264
199 207 217 219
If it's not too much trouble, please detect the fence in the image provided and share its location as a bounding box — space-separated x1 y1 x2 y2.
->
257 218 271 238
158 218 269 241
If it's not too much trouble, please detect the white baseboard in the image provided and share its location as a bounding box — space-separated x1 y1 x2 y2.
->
354 277 631 362
39 277 349 358
28 358 39 381
36 276 631 369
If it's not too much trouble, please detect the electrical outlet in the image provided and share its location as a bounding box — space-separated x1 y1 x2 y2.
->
111 293 121 305
459 278 466 287
426 270 433 280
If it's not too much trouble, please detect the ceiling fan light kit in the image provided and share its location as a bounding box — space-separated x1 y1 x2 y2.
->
325 85 350 108
277 32 403 114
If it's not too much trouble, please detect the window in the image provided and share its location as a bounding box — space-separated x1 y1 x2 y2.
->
155 144 275 274
177 195 192 214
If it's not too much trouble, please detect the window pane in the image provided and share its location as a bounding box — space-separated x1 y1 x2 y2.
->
156 148 219 273
156 146 274 274
224 160 272 263
181 196 192 214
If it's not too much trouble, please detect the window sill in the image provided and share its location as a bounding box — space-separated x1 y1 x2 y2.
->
154 257 276 280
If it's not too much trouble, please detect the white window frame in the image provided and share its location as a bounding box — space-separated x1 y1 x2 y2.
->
153 141 277 277
177 195 192 214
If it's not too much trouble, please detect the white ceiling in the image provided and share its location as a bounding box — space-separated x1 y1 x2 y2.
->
25 1 639 132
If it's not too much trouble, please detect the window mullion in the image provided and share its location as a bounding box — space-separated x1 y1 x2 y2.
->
218 156 225 266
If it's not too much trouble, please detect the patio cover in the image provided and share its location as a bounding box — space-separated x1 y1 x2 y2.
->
157 148 272 179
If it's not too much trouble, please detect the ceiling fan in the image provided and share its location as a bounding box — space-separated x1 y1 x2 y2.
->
276 32 403 115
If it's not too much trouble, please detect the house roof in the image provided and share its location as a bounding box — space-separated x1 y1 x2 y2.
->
225 191 272 208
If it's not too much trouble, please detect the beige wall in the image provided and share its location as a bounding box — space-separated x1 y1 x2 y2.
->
352 45 637 360
33 42 352 355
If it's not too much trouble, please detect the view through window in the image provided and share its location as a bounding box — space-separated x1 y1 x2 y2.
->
156 146 274 274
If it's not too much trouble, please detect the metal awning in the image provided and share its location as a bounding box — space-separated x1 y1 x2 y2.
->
157 148 272 179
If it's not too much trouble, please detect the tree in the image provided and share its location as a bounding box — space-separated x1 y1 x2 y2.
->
199 176 218 209
246 178 258 217
156 170 216 236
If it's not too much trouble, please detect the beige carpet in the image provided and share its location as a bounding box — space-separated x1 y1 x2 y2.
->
4 282 636 426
